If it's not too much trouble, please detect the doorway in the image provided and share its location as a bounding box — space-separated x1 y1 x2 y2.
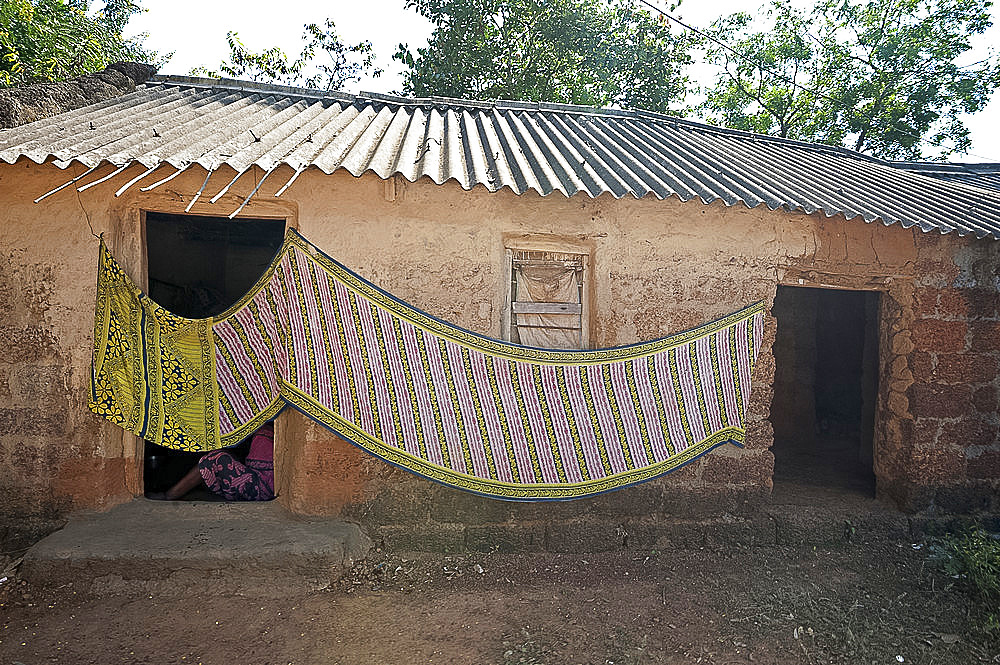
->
143 212 286 498
770 286 880 500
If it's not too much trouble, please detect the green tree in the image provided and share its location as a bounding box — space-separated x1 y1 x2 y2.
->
699 0 1000 159
192 19 382 91
0 0 157 87
394 0 694 112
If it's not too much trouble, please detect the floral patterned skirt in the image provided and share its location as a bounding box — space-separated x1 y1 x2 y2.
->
197 450 274 501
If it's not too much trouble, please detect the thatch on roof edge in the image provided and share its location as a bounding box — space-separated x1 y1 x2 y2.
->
0 62 156 130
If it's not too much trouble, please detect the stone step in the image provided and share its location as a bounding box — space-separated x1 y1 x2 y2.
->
21 499 371 596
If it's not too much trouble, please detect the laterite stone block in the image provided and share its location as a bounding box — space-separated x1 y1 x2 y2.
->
913 288 940 317
912 320 967 353
545 519 625 553
933 485 994 514
933 353 999 385
377 524 465 553
428 489 515 523
938 288 972 319
583 482 662 517
701 451 773 486
967 449 1000 480
908 447 966 482
910 383 972 419
909 351 934 382
936 417 997 449
964 288 1000 320
466 524 545 552
973 386 997 413
970 321 1000 352
912 418 940 449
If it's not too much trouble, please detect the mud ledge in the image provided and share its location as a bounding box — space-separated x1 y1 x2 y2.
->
0 62 156 129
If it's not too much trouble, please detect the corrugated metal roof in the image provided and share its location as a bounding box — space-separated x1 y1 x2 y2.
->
2 75 1000 239
895 162 1000 195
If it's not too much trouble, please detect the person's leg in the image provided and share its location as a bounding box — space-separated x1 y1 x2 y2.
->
164 465 204 500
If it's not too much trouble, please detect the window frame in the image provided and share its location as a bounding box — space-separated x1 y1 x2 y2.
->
501 241 592 349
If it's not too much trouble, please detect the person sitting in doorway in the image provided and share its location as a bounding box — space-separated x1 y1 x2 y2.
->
159 422 275 501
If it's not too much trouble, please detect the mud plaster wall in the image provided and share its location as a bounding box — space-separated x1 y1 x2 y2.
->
1 160 998 544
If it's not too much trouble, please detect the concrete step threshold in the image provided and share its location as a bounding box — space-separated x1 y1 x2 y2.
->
21 500 372 596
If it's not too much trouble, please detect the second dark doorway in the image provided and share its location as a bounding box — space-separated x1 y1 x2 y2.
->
770 286 880 499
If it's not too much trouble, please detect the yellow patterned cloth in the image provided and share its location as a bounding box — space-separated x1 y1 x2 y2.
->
90 240 220 451
90 231 765 500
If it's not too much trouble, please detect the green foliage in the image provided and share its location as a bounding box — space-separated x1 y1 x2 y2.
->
191 32 298 84
0 0 158 87
700 2 836 142
394 0 693 113
191 19 381 91
700 0 1000 159
935 528 1000 637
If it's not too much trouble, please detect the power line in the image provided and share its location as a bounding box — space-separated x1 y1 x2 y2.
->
634 0 1000 163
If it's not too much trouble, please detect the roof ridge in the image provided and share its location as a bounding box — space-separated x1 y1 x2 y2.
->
894 161 1000 174
148 75 641 118
629 109 893 166
148 75 907 168
148 75 358 103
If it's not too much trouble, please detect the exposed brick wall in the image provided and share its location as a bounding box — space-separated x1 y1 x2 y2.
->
338 451 773 553
886 234 1000 512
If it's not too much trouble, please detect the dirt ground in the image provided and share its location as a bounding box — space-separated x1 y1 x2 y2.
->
1 540 997 665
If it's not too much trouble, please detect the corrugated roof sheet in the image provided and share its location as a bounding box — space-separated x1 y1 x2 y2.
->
2 75 1000 239
895 162 1000 195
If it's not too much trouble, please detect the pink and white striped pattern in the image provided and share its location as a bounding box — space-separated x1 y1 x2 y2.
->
212 241 765 497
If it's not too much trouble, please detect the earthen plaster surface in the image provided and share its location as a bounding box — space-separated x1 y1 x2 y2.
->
1 159 997 536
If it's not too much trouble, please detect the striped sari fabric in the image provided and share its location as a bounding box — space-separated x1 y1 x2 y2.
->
91 231 765 500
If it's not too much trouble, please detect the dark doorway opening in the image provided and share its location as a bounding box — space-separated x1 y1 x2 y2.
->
143 212 285 499
770 286 880 501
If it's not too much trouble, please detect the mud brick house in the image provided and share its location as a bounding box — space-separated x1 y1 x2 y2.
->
2 71 999 550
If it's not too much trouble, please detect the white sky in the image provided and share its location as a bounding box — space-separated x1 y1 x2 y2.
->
126 0 1000 162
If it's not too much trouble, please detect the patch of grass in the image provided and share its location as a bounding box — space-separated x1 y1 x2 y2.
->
933 527 1000 637
727 543 986 664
